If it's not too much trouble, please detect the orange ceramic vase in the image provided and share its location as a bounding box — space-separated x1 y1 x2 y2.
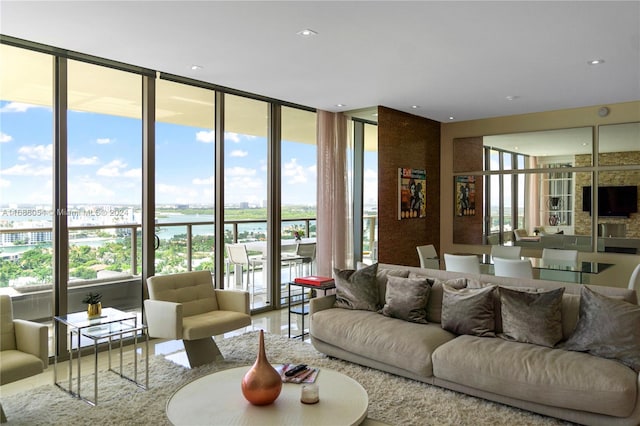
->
241 330 282 405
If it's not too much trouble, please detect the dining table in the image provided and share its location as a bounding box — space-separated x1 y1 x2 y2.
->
478 253 613 284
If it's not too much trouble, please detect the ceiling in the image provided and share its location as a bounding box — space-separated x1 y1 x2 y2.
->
1 1 639 123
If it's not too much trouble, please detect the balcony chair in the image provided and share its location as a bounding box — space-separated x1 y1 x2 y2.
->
225 243 264 297
542 248 578 262
145 271 251 368
0 295 48 423
293 242 317 277
416 244 439 269
444 253 481 274
490 245 521 259
493 257 534 279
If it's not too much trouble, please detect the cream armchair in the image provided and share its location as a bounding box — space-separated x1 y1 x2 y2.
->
0 294 48 423
145 271 251 368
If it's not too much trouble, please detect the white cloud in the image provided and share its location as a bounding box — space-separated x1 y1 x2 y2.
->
0 102 44 113
18 144 52 161
122 168 141 178
156 183 198 202
68 178 115 199
1 164 51 176
364 168 378 179
196 130 215 143
283 158 308 185
226 166 257 177
193 176 214 185
0 132 12 143
156 183 182 194
69 156 99 166
230 150 248 157
97 159 127 177
96 138 112 145
225 132 241 143
0 177 10 188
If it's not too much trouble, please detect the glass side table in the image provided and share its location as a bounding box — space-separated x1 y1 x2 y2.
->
54 307 148 406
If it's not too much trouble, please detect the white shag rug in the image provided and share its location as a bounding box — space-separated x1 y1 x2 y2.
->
2 331 574 426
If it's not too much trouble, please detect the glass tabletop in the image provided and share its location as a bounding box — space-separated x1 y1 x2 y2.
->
54 307 136 329
479 254 613 274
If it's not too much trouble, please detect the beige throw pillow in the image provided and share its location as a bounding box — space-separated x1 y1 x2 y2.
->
499 287 564 348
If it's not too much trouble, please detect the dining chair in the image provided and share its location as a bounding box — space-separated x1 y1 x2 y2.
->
540 248 579 283
490 245 521 259
416 244 439 269
542 248 578 262
629 264 640 298
444 253 481 274
493 257 533 279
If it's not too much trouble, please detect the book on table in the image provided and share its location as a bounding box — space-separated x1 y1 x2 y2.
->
293 276 334 286
275 364 319 384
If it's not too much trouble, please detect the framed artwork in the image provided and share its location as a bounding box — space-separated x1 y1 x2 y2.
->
455 175 476 216
398 168 426 219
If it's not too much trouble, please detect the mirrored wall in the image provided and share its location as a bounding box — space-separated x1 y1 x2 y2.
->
453 122 640 254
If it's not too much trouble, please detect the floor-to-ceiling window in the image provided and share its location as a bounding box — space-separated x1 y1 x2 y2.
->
362 122 378 263
281 106 317 279
1 37 325 349
66 60 143 314
224 94 269 310
0 44 54 329
155 79 215 274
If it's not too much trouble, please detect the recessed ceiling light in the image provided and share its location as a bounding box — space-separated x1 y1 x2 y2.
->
505 95 519 101
191 65 203 70
448 116 455 120
335 103 346 107
410 105 420 109
297 29 317 37
588 59 605 65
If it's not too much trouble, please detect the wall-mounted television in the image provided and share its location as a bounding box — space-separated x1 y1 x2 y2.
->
582 185 638 217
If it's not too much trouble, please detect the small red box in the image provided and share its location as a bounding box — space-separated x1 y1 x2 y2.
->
293 276 334 286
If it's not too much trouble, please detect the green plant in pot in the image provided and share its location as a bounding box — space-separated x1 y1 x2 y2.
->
83 292 103 318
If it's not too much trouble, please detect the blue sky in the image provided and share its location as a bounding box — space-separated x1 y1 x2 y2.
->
1 100 378 208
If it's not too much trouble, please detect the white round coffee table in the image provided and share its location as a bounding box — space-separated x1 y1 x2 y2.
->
166 366 368 425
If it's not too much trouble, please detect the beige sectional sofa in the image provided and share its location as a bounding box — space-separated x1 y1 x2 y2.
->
309 263 640 426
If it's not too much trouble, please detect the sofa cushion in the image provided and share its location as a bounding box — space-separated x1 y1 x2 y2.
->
499 287 564 348
432 335 638 417
562 285 640 372
408 273 467 323
441 284 496 337
380 276 431 324
334 263 379 311
311 307 456 378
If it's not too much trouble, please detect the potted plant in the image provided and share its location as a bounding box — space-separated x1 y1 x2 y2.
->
82 292 103 318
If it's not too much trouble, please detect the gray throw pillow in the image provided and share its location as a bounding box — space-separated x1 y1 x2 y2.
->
333 263 379 311
561 285 640 372
408 273 467 323
376 268 410 306
499 287 564 348
380 276 431 323
441 284 496 337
